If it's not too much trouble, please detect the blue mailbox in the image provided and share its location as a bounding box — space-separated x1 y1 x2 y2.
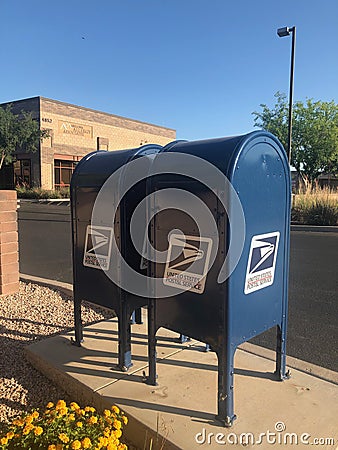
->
70 144 162 370
145 131 291 426
71 130 291 427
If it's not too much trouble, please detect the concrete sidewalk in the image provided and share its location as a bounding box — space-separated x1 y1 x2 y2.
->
24 299 337 449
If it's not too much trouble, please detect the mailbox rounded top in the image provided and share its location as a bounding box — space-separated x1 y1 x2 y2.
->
161 130 289 182
70 144 163 188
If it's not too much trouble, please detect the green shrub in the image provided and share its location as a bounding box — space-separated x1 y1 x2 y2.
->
16 187 70 199
303 201 338 226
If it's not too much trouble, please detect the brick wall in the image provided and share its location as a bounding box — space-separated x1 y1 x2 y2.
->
40 97 175 137
0 191 19 296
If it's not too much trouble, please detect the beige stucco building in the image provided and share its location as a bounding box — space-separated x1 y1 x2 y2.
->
1 97 176 190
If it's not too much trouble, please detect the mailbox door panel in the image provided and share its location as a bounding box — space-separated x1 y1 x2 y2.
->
152 180 226 348
72 187 121 310
228 137 290 346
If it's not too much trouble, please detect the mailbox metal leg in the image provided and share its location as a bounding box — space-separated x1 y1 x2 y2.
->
130 308 143 325
130 311 136 325
134 307 143 324
178 334 191 343
275 324 290 380
146 300 158 385
73 296 83 346
117 309 133 371
216 346 236 427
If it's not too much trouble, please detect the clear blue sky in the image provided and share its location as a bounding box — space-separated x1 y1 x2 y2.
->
1 0 337 141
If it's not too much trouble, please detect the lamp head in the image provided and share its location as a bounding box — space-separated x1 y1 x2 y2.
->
277 27 291 37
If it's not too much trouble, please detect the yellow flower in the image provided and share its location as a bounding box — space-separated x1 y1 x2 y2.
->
0 437 8 445
113 419 121 430
114 429 122 439
84 406 91 412
118 445 127 450
68 413 75 421
88 415 98 424
46 402 54 408
58 406 68 416
23 423 34 435
98 436 108 447
111 405 120 414
6 431 15 439
59 432 70 443
34 426 43 436
32 411 39 419
25 414 34 424
56 400 67 410
13 418 24 427
82 437 92 448
71 440 82 449
47 445 56 450
76 421 83 428
70 402 80 410
121 415 128 425
103 409 111 418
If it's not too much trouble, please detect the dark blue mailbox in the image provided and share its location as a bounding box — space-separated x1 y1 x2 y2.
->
145 131 291 426
70 144 162 370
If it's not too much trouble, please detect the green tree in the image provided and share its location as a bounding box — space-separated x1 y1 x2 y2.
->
253 92 338 186
0 104 49 170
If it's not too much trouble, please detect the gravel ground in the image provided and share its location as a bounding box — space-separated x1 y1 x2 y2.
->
0 281 114 423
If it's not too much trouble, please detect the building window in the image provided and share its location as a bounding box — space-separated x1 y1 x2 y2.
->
97 137 109 151
54 159 77 189
14 159 31 187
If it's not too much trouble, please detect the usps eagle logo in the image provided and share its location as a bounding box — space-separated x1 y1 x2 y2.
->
163 234 213 294
83 225 113 270
244 232 280 294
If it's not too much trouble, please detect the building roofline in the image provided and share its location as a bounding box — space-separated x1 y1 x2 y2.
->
2 96 175 133
0 96 40 107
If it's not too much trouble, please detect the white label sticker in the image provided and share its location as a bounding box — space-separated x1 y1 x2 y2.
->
83 225 113 271
163 234 213 294
244 231 280 294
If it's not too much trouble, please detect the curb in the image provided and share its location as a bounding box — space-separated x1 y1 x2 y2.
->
291 224 338 233
20 273 73 298
18 198 70 203
240 342 338 385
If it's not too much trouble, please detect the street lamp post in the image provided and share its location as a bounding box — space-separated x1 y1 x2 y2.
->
277 26 296 163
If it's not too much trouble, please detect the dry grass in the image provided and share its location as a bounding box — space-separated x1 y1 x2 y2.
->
293 185 338 207
292 185 338 225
